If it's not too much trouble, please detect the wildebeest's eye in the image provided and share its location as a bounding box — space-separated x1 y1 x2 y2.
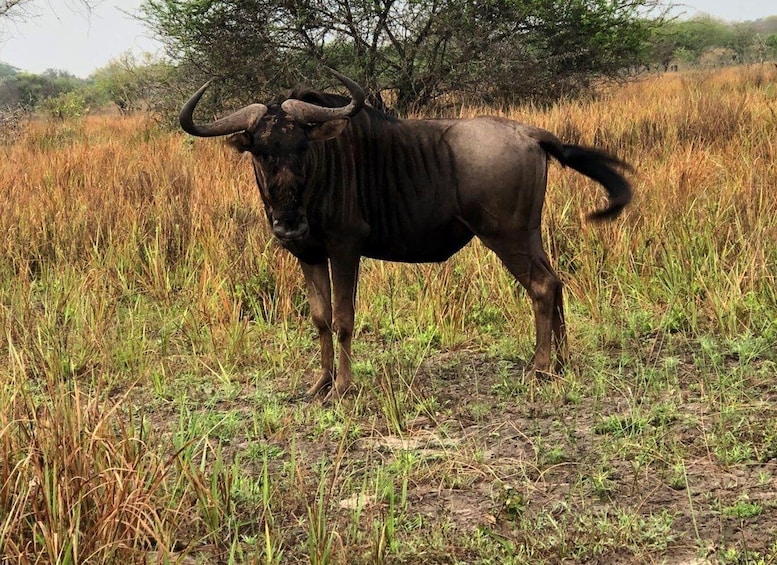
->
227 132 253 153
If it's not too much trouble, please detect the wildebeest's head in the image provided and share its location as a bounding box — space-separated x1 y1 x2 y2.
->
179 70 365 241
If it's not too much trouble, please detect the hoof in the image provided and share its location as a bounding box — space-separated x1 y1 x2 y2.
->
306 388 330 404
306 373 334 399
321 381 352 404
527 365 555 381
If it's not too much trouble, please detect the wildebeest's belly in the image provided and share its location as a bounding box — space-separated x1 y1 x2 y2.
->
362 220 474 263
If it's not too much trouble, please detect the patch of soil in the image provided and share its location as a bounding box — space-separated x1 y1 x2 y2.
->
145 348 777 563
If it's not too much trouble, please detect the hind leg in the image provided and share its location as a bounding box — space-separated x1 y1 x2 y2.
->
481 230 566 376
547 255 567 373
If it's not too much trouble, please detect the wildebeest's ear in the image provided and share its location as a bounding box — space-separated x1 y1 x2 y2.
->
306 119 349 142
227 132 252 152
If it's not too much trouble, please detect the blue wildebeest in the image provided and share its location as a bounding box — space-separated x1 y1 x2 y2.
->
180 70 632 399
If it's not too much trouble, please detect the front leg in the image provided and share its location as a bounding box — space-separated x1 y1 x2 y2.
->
329 253 360 398
299 260 334 397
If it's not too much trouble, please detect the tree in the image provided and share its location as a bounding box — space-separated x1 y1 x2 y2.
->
648 15 777 68
0 61 18 78
0 0 96 19
0 69 83 109
0 0 28 18
90 52 174 114
0 0 101 48
141 0 663 113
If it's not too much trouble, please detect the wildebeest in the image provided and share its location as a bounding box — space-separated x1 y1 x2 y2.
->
180 69 632 399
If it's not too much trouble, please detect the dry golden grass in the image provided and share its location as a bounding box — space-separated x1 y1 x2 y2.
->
1 65 776 562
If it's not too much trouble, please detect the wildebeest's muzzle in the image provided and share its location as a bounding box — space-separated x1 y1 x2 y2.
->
271 208 309 241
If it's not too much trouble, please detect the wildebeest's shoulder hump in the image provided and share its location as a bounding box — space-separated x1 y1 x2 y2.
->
284 86 331 106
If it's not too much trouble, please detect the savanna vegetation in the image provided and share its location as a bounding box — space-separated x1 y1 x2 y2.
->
3 3 777 120
139 0 661 112
0 64 776 563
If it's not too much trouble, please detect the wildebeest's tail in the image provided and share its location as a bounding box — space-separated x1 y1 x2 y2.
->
541 141 633 222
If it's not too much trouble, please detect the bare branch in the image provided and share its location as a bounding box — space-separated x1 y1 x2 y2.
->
1 0 97 19
0 0 29 18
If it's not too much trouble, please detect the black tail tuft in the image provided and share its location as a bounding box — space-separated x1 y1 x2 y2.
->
542 142 633 222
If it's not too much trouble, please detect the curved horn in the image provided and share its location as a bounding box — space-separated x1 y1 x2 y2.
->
180 81 268 137
281 68 365 123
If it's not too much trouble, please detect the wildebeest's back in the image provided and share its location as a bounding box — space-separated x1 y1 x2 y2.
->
442 116 553 237
351 119 474 263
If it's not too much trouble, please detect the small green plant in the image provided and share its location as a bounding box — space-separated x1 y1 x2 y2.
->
539 443 568 467
712 430 755 465
306 463 337 565
379 368 409 434
371 486 399 564
467 401 492 421
594 414 646 437
587 466 616 499
667 463 688 490
722 497 763 520
496 483 526 521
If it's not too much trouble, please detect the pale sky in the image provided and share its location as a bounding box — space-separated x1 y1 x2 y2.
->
0 0 775 78
0 0 160 77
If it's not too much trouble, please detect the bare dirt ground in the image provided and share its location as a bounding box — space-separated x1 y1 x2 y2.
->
387 353 775 563
157 346 777 563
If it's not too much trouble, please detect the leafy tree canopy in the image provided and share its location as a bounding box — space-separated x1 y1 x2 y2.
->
0 61 18 78
90 52 175 114
650 14 777 68
140 0 664 113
